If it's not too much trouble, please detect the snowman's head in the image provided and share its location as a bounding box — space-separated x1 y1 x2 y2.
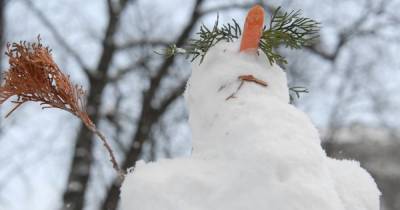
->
184 40 291 158
184 40 290 110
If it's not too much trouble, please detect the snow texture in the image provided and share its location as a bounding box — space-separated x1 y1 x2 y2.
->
120 40 380 210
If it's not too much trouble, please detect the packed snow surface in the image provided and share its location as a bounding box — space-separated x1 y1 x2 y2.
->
121 40 380 210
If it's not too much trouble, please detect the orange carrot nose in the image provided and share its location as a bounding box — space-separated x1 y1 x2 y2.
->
239 5 265 53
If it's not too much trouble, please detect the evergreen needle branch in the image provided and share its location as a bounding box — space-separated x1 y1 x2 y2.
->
261 7 320 65
160 6 320 66
159 16 242 63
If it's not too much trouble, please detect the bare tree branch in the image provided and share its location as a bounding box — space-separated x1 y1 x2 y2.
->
156 82 186 116
116 39 169 51
200 2 254 15
306 0 392 61
22 0 91 76
108 55 149 82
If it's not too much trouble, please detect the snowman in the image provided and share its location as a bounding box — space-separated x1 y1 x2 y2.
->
121 5 380 210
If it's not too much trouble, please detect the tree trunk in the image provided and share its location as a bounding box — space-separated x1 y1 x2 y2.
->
61 0 131 208
61 78 107 210
100 1 203 209
101 104 156 210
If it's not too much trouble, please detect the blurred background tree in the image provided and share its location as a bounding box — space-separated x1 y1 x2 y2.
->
0 0 399 210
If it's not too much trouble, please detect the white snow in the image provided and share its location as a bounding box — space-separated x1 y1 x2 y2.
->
327 159 381 210
120 40 380 210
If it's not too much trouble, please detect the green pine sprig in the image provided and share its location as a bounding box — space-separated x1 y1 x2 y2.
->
159 7 320 65
261 7 320 65
159 16 241 63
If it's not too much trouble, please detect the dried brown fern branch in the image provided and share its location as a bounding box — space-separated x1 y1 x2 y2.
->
0 36 123 176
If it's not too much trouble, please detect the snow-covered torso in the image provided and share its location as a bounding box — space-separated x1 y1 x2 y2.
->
121 41 380 210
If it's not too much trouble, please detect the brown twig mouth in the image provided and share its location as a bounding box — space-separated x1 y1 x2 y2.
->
226 74 268 100
238 74 268 87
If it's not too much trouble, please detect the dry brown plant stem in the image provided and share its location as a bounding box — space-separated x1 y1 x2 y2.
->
91 127 123 176
0 37 123 177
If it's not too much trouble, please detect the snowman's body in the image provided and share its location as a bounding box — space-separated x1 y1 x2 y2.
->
121 41 380 210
